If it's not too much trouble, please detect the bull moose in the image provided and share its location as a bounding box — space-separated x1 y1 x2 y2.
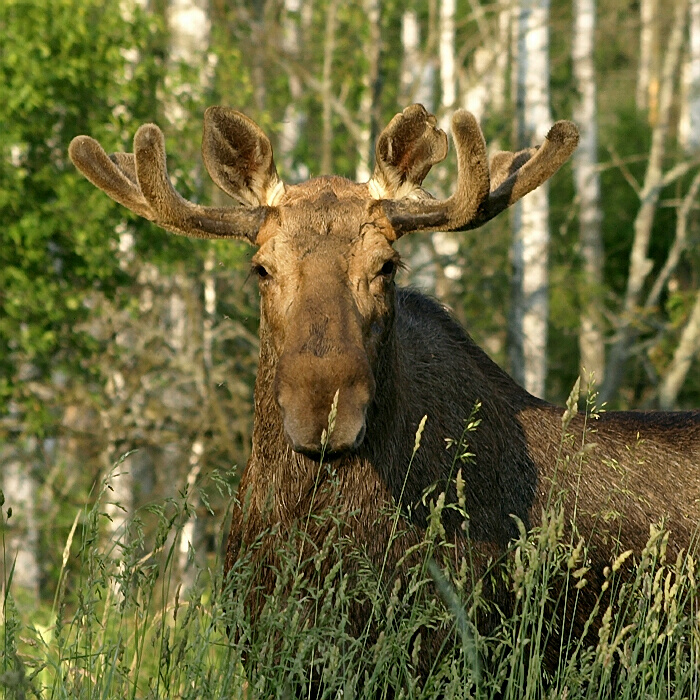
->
70 105 700 687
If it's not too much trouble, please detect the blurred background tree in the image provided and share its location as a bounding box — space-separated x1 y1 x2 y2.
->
1 0 698 604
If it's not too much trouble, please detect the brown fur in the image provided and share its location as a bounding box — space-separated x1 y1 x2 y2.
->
69 105 699 684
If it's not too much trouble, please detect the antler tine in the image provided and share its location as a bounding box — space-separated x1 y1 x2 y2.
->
379 111 579 237
368 104 448 200
68 136 153 219
69 124 270 243
379 110 491 237
132 124 269 241
458 120 580 231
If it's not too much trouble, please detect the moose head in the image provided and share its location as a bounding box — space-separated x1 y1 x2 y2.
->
69 105 578 459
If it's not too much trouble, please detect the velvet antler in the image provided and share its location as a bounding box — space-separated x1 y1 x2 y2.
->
69 122 274 243
367 104 448 200
378 110 579 238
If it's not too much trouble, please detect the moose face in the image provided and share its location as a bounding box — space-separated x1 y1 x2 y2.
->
252 182 399 457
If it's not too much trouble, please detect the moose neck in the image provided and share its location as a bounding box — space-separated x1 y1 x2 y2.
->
250 287 547 541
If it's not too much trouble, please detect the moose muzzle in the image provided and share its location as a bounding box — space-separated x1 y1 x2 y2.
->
275 346 375 459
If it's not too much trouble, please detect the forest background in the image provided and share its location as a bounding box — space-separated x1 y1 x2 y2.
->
1 0 699 608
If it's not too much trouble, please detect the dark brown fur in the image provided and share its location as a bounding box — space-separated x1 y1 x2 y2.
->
69 105 699 686
226 286 700 660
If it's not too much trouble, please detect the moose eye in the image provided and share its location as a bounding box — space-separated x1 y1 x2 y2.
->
252 264 270 280
379 260 396 277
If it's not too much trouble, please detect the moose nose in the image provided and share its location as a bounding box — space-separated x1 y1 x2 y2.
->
292 420 367 461
275 352 375 458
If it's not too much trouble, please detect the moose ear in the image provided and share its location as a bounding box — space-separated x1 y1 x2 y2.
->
368 104 448 200
202 107 286 207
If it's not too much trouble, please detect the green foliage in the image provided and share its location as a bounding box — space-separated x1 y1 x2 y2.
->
0 0 167 430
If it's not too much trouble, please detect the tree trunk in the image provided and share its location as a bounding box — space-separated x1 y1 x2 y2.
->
439 0 456 132
164 0 213 128
601 0 689 404
510 0 552 399
1 438 40 600
321 0 339 175
658 289 700 408
279 0 306 181
680 0 700 150
355 0 381 182
400 10 435 108
573 0 605 393
637 0 659 115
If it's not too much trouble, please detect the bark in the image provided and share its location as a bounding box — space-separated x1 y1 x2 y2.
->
321 0 339 175
399 8 439 296
680 0 700 150
279 0 306 181
510 0 552 399
461 0 510 123
439 0 456 132
573 0 605 391
601 0 690 404
637 0 658 115
1 439 40 599
400 10 435 108
355 0 381 182
178 437 206 590
659 290 700 408
164 0 214 128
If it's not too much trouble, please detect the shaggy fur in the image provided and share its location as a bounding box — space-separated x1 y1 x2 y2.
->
69 104 699 687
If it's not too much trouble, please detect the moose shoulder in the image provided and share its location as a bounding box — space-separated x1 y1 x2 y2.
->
70 105 700 668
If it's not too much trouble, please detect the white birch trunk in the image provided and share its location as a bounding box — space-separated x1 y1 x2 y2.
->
1 440 40 599
356 0 381 182
601 0 689 403
400 9 439 294
177 250 216 589
433 0 462 296
462 0 511 123
165 0 214 129
658 290 700 408
573 0 605 392
492 1 512 113
680 0 700 150
439 0 456 132
321 0 339 175
510 0 552 399
279 0 307 181
400 10 435 109
178 438 205 589
637 0 658 113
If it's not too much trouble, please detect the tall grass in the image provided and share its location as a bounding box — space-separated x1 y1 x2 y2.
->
2 422 699 698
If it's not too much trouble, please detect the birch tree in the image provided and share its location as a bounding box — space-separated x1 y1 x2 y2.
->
400 9 435 108
1 437 40 600
637 0 659 115
680 0 700 150
573 0 605 391
509 0 552 398
399 9 440 294
355 0 381 182
439 0 457 132
601 0 690 404
461 0 511 123
279 0 306 180
321 0 339 175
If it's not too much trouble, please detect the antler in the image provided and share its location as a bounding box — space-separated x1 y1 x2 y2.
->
379 110 580 238
69 123 272 243
367 104 448 200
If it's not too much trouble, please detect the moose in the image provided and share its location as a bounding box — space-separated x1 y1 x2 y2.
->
70 105 700 683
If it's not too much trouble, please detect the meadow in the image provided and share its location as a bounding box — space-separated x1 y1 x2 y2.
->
2 425 699 700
